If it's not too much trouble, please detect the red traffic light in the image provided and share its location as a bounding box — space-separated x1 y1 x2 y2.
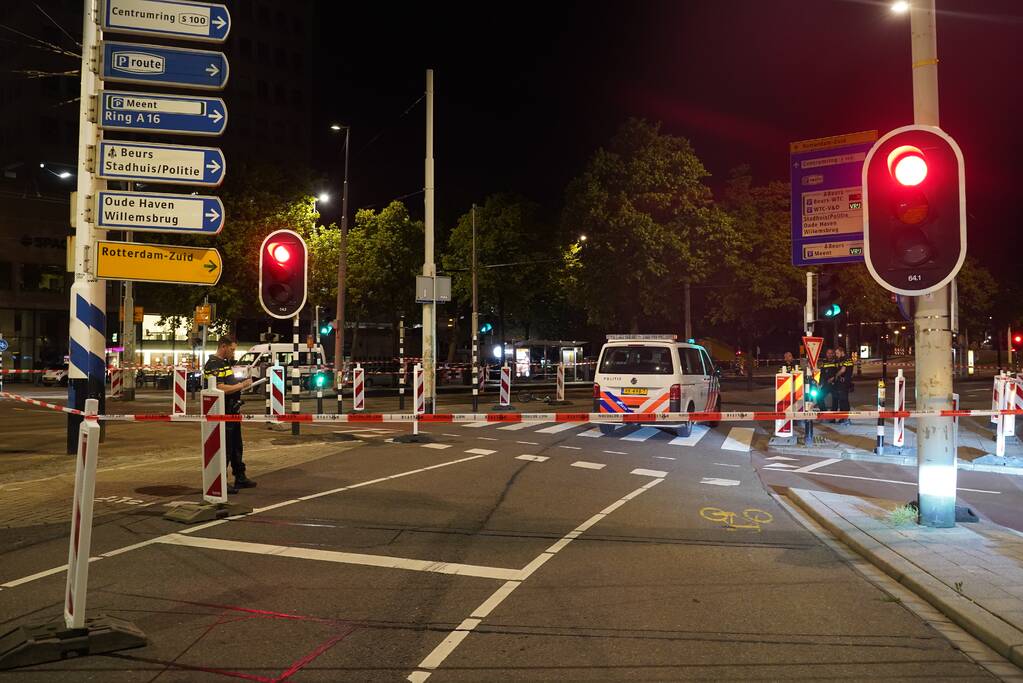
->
1014 333 1022 346
269 243 291 264
888 146 928 186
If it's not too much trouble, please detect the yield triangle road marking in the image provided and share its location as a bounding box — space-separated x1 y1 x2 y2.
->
764 462 798 469
766 455 798 461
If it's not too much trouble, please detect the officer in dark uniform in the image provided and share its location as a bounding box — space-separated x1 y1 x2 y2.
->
204 335 256 493
818 348 837 414
832 346 853 424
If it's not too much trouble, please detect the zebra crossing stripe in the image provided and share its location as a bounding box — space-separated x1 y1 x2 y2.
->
535 422 578 434
621 426 660 442
721 427 754 452
668 426 709 447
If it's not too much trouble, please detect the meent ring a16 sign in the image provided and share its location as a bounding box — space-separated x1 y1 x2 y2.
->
102 0 231 43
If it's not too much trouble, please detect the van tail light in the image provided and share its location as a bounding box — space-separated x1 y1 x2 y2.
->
593 382 601 399
669 384 681 401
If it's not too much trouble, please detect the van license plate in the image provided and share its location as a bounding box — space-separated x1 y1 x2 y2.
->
622 388 647 396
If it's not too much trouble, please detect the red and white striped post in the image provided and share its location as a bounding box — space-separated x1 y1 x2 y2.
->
353 363 365 412
891 369 906 448
952 392 960 455
556 362 565 402
991 372 1005 426
479 363 486 396
876 379 886 455
172 367 187 415
200 379 227 504
413 363 424 437
774 371 793 437
500 363 511 407
1003 374 1017 439
269 365 286 419
995 374 1010 456
110 368 123 398
64 398 100 629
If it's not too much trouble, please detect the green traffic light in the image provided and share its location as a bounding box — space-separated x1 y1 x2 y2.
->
314 373 327 388
823 303 841 318
320 324 333 335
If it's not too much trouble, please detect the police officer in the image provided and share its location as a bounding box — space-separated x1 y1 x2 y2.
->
204 335 257 493
819 348 837 414
832 346 853 424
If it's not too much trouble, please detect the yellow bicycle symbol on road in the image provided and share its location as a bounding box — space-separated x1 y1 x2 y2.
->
700 506 774 532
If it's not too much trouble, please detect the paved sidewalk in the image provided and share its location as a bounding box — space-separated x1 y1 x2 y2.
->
790 487 1023 675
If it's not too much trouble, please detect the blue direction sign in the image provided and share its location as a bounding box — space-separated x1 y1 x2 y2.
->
96 140 225 186
95 190 224 234
790 130 878 266
98 90 227 136
101 40 228 90
102 0 230 43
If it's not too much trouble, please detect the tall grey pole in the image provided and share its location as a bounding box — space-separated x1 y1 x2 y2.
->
683 281 692 341
910 0 955 528
422 69 437 412
335 126 350 411
471 204 479 412
291 314 301 436
67 0 107 453
122 235 135 400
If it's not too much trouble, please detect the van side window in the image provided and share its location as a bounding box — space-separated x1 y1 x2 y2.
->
682 348 705 375
700 349 715 374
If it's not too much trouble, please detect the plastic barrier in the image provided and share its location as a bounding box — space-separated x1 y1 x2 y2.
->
774 371 793 437
556 363 565 402
110 368 123 398
269 365 286 417
200 384 227 504
414 363 425 415
893 370 906 447
876 380 886 455
353 364 365 412
172 367 186 415
500 364 511 407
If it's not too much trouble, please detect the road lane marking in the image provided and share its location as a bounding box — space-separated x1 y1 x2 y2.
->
515 454 549 462
788 469 1001 494
721 427 754 452
631 468 668 478
764 463 798 469
622 426 660 442
441 433 461 438
791 458 841 473
498 422 540 431
669 426 709 447
558 445 581 450
421 443 451 450
407 478 664 682
714 463 741 468
766 455 799 461
156 534 522 580
654 456 676 460
603 450 627 455
535 422 578 434
577 427 605 438
477 436 498 441
465 448 496 455
462 421 492 428
571 461 606 470
0 453 491 590
515 440 539 445
701 477 741 486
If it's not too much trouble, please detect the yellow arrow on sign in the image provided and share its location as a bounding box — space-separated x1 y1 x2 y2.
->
94 240 222 285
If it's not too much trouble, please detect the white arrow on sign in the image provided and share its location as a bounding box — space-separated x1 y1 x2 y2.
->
213 16 227 29
205 208 221 222
206 64 220 77
206 159 222 174
207 109 224 123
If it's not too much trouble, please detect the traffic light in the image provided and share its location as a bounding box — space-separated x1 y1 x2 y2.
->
816 270 840 320
822 303 842 318
863 125 966 296
259 229 308 319
1013 333 1022 350
479 322 493 334
320 320 336 336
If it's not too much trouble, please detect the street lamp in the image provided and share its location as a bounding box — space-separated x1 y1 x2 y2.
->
317 192 330 204
329 124 351 402
891 1 909 13
578 234 587 242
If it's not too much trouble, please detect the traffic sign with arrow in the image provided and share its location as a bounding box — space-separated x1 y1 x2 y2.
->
95 140 225 186
94 240 222 286
101 40 229 90
98 90 227 136
102 0 231 43
95 191 224 234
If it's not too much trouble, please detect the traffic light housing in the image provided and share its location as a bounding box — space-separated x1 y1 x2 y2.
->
1013 333 1022 350
863 125 966 296
320 319 336 336
816 270 840 320
259 229 308 319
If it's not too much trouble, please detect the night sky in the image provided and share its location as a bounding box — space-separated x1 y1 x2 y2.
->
314 0 1023 278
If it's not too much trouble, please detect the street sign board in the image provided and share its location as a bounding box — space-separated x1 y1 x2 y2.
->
101 40 229 90
195 304 211 324
95 240 222 285
95 140 225 186
102 0 231 43
95 190 224 234
790 130 877 266
803 336 824 372
415 275 452 303
98 90 227 136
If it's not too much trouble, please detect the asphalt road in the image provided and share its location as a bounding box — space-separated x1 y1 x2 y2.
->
0 394 1011 680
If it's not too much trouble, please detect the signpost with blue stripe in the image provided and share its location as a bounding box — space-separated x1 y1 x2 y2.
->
95 190 224 234
95 140 225 186
98 90 227 136
101 40 228 90
101 0 231 43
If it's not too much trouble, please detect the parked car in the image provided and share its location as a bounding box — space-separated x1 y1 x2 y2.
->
41 364 69 386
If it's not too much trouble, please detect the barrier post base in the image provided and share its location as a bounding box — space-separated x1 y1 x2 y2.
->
768 435 797 447
0 614 146 670
546 400 571 407
491 404 517 412
163 501 252 524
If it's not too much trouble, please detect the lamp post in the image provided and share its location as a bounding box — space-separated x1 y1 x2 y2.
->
330 124 351 406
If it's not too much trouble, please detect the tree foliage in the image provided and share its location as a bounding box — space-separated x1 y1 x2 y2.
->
561 118 736 331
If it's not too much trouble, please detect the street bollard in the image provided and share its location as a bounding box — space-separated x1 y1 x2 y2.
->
876 379 886 456
557 363 565 402
892 369 906 448
200 378 227 505
110 368 123 398
353 363 365 411
500 364 511 407
774 371 793 437
413 363 424 438
172 367 186 415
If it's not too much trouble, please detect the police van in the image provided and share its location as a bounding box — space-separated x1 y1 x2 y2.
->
593 335 721 437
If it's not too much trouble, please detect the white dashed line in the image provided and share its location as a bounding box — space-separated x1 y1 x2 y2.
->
477 437 498 441
701 477 740 486
714 463 741 468
571 461 607 470
535 422 578 434
465 448 496 455
421 443 452 450
631 468 668 478
654 456 676 460
515 441 539 445
621 426 659 442
515 454 549 462
558 445 582 450
603 450 627 455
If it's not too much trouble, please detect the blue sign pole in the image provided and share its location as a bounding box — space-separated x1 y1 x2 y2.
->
95 140 225 186
98 90 227 136
102 0 231 43
95 191 225 234
101 41 229 90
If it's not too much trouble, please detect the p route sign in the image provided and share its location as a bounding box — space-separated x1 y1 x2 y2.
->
101 40 228 90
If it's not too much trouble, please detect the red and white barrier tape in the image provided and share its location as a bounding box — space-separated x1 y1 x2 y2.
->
0 391 85 416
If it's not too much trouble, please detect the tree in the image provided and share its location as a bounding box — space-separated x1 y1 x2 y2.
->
562 118 736 331
956 257 997 345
